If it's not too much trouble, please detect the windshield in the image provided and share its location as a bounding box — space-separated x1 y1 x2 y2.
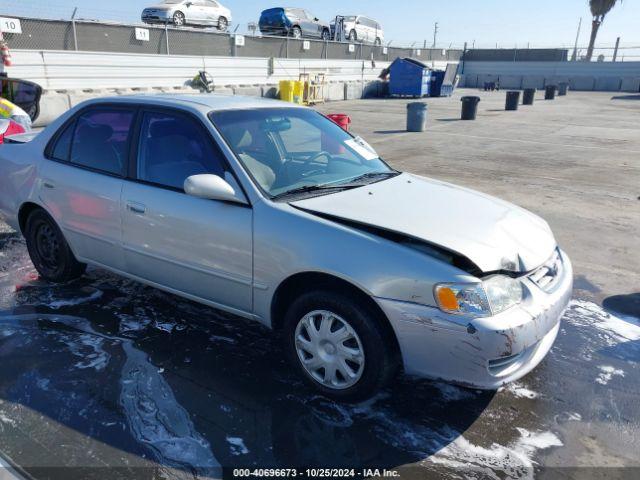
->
343 16 357 22
210 108 394 199
162 0 183 4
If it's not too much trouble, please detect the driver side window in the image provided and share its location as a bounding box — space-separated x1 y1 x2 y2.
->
136 111 225 191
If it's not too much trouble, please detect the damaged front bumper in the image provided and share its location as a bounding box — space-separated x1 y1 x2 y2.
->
376 249 573 389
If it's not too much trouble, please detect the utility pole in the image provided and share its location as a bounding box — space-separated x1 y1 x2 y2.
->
571 17 582 61
612 36 620 62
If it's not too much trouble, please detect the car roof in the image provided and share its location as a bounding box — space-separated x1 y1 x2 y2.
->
79 93 302 113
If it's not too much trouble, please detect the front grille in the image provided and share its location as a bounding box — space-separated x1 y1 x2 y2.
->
488 351 524 376
529 249 562 292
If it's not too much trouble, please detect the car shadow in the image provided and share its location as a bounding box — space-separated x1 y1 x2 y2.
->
373 129 407 135
611 94 640 101
0 269 495 476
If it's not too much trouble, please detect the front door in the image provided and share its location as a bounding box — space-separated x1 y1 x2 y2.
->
121 108 253 315
39 106 135 271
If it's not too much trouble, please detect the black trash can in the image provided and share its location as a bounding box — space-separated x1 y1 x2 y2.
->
505 91 521 111
406 102 428 132
522 88 536 105
558 82 569 96
461 96 481 120
545 85 557 100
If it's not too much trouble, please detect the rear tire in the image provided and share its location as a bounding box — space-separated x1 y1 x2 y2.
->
282 289 398 401
291 26 302 39
24 209 86 283
374 37 382 46
348 30 357 42
321 28 330 41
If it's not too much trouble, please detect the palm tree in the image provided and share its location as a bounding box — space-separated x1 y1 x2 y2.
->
585 0 622 61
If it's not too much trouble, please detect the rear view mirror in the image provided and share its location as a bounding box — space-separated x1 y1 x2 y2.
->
0 78 43 121
184 174 245 204
261 117 291 133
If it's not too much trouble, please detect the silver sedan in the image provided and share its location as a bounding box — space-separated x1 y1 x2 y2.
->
0 95 572 401
142 0 232 31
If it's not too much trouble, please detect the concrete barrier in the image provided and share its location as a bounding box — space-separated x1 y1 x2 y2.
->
344 82 363 100
233 85 262 97
522 76 545 89
620 77 640 92
595 77 623 92
325 82 346 101
569 76 596 91
34 93 71 128
498 75 523 89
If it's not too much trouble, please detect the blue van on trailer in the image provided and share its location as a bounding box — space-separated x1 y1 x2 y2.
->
389 57 431 98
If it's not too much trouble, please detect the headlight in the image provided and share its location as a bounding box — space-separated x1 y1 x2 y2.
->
434 275 523 317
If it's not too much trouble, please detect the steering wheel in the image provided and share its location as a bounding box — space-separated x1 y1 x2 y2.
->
300 151 332 178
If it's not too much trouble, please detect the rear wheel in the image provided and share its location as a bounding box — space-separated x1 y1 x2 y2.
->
217 16 228 31
321 28 330 41
173 11 185 27
291 26 302 39
24 209 86 283
348 29 357 42
282 290 398 401
374 37 382 46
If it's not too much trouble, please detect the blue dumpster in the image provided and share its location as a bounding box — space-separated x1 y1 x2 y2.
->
430 63 458 97
389 57 431 98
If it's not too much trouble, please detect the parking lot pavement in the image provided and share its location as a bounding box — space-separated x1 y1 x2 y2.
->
0 90 638 478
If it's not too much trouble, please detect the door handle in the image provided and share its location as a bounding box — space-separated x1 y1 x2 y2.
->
126 202 146 215
43 181 55 189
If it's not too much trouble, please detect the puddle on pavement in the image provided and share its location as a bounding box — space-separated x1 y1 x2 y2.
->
1 228 639 479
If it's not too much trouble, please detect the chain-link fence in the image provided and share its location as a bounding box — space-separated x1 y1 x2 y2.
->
1 16 463 62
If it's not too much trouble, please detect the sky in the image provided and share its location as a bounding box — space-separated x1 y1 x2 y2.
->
2 0 639 50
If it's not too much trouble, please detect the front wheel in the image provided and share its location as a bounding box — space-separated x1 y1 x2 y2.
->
291 26 302 39
24 209 86 283
217 16 228 31
374 37 382 46
282 290 398 401
321 29 330 41
173 11 185 27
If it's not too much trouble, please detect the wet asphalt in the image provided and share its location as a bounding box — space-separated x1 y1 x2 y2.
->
1 91 639 479
1 221 639 479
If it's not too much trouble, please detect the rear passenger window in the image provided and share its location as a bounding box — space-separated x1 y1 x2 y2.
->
69 109 134 176
136 111 226 191
50 122 75 161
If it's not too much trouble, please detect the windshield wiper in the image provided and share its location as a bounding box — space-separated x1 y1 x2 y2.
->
335 171 400 187
271 183 356 200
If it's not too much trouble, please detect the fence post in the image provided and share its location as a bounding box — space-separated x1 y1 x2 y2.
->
165 22 170 55
285 35 289 59
71 7 78 51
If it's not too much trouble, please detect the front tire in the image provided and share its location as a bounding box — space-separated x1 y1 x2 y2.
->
24 209 86 283
282 290 398 401
217 16 228 31
291 26 302 39
321 28 330 41
173 11 185 27
374 37 382 46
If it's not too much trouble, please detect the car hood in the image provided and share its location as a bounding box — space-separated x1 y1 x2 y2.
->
290 173 556 274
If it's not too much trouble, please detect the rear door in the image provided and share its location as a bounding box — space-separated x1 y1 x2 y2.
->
121 107 253 315
39 106 136 271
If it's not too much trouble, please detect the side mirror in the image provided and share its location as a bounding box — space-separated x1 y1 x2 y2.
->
314 17 319 21
184 174 245 204
185 2 192 7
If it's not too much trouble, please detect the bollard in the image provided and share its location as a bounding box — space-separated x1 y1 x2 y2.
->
545 85 557 100
523 88 536 105
406 102 428 132
461 96 481 120
505 91 521 111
